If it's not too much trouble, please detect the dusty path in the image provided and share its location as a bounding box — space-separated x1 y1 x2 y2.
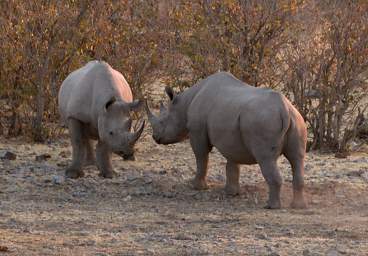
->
0 132 368 255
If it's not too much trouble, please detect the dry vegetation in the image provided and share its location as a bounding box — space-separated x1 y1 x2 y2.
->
0 0 368 255
0 0 367 151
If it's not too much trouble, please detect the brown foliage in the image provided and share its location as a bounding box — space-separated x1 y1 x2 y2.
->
0 0 367 152
281 1 368 152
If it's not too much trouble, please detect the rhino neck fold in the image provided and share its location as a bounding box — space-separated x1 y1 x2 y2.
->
177 79 206 132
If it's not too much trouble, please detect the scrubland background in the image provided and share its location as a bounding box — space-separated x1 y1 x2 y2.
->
0 0 367 152
0 1 368 255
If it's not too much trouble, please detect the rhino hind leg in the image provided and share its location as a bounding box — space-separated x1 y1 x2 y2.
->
283 123 307 209
288 158 307 209
96 141 116 178
65 118 86 179
258 160 282 209
189 132 211 190
283 147 307 209
225 161 240 196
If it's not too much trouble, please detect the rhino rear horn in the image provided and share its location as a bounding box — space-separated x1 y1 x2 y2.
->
159 101 166 114
145 101 157 122
165 86 175 101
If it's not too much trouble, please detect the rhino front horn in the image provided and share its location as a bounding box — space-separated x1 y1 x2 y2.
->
145 101 157 122
130 120 145 144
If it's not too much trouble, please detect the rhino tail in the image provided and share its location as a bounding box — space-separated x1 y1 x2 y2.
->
280 106 291 138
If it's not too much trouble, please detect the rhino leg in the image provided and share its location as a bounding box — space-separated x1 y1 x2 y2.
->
96 140 116 178
189 132 211 190
225 161 240 196
65 118 86 179
84 138 96 166
258 160 282 209
282 118 307 209
283 144 307 209
288 157 307 209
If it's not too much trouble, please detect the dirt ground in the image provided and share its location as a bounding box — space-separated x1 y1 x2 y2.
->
0 130 368 256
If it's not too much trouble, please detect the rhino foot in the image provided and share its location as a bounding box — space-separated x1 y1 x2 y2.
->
225 185 240 196
99 170 117 179
264 200 281 209
191 178 209 190
65 168 85 179
291 199 307 209
84 159 96 167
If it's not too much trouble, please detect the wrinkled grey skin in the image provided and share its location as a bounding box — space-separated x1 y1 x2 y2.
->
58 61 145 179
146 72 307 209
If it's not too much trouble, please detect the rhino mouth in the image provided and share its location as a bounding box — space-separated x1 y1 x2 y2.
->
123 154 135 161
116 151 135 161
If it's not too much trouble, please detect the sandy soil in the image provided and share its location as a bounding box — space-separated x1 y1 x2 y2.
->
0 130 368 256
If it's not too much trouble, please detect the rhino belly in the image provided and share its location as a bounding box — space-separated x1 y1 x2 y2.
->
210 131 257 165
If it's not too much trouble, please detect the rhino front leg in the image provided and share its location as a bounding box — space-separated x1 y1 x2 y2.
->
96 141 116 178
189 132 211 190
84 138 96 166
65 118 86 179
225 161 240 195
259 160 282 209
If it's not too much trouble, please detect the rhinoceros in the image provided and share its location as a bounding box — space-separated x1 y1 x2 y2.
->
58 60 145 179
146 72 307 209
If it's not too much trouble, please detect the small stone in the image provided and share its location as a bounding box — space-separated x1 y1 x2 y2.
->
335 152 349 159
72 191 87 198
305 164 313 171
163 192 175 198
337 247 347 255
35 154 51 162
0 245 9 252
1 151 16 160
303 249 316 256
284 229 295 236
59 151 70 158
52 175 64 185
269 252 280 256
123 195 131 202
44 178 52 183
256 233 270 240
57 162 68 167
255 225 264 230
361 171 368 182
347 170 363 177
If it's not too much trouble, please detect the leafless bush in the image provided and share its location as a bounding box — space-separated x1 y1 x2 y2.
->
281 1 368 152
0 0 367 153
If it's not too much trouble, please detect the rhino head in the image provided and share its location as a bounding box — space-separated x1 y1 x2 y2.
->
145 86 188 145
98 97 145 160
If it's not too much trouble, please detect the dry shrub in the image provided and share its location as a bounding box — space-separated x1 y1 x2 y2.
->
0 0 367 153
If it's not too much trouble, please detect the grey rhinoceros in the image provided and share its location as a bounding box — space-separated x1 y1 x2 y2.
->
58 60 144 179
146 72 307 209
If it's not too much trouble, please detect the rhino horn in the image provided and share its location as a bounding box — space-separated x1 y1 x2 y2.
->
159 101 166 114
129 120 145 144
145 101 158 122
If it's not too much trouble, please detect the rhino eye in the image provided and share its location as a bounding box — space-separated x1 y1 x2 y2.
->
109 131 113 136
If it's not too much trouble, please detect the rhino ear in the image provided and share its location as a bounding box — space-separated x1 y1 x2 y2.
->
127 100 143 111
105 96 116 112
165 86 175 101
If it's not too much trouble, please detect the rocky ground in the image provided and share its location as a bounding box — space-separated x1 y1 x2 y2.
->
0 129 368 255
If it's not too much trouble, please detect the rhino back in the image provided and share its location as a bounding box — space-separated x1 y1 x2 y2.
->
58 61 133 126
